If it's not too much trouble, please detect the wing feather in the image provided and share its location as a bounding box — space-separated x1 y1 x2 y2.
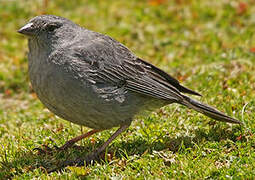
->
67 35 200 102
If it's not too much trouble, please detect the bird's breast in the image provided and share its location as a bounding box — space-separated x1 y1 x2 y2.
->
27 47 168 130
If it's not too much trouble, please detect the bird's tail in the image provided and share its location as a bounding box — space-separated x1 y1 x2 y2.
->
181 95 241 124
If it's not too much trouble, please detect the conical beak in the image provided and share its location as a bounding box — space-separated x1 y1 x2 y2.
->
18 22 34 36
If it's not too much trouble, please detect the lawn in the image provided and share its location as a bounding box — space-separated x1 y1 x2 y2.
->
0 0 255 179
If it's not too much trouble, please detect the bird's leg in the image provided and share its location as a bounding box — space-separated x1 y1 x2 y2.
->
92 124 129 156
74 124 129 165
59 129 101 150
48 124 129 172
34 129 100 154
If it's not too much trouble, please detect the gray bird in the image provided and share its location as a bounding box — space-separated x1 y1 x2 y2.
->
18 15 241 168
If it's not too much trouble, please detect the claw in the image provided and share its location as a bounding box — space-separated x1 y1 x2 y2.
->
33 147 47 154
33 142 81 156
58 141 75 150
33 144 55 155
53 145 61 150
47 151 102 173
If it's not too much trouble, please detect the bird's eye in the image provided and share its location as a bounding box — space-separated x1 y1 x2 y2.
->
46 24 60 32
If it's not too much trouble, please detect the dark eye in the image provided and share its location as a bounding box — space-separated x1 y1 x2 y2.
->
46 23 60 32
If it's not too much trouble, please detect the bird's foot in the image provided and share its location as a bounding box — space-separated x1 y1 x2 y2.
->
34 140 78 155
58 140 76 150
33 144 59 155
47 151 102 173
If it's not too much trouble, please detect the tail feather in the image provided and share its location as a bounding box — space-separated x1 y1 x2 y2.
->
181 95 241 124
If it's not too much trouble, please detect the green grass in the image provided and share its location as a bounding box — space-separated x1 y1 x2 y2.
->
1 0 255 179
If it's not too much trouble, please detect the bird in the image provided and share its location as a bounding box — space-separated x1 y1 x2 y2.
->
18 15 241 169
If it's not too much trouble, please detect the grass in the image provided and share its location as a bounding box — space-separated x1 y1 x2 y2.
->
0 0 255 179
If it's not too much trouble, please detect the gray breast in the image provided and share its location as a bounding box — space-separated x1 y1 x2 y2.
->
28 53 166 130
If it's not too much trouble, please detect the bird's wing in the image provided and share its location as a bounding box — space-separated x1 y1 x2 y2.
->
137 58 201 96
66 35 200 102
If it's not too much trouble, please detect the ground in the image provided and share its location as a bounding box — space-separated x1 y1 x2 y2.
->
0 0 255 179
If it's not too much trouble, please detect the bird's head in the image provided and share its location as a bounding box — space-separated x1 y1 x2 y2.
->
18 15 78 46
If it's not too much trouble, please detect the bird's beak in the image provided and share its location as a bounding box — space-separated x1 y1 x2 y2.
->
18 22 34 36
